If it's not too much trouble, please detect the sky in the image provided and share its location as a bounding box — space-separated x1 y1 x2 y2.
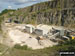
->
0 0 49 12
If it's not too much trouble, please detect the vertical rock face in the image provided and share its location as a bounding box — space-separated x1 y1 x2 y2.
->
60 0 75 9
5 0 75 28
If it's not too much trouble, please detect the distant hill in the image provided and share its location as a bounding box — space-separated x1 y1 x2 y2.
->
0 9 15 16
0 0 75 28
0 9 15 31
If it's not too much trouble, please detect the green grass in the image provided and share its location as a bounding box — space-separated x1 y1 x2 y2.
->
0 44 8 52
0 9 15 16
3 47 58 56
0 16 4 31
1 39 75 56
14 44 32 50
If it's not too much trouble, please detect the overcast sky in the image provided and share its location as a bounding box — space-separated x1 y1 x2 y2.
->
0 0 49 12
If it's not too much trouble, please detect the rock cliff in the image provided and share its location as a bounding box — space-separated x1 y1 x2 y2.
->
3 0 75 28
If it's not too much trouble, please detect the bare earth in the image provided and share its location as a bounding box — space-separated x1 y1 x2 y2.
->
3 23 58 49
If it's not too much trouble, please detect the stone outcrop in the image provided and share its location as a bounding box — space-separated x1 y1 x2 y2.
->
4 0 75 28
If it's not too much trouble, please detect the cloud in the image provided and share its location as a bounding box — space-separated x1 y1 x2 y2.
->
0 0 48 5
8 6 12 9
13 0 38 5
0 0 48 12
0 3 3 12
0 0 38 5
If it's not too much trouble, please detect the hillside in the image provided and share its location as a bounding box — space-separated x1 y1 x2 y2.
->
1 0 75 28
1 39 75 56
0 9 15 31
0 0 75 56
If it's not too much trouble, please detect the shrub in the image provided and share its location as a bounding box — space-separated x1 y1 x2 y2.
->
0 9 15 16
14 44 32 50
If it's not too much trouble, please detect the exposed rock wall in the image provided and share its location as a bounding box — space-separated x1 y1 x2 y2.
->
5 0 75 28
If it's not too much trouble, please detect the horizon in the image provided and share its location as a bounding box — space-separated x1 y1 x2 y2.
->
0 0 50 13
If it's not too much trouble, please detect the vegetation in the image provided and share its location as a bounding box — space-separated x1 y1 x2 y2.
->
0 0 74 28
58 39 75 51
0 9 15 16
14 44 32 50
0 9 15 31
0 44 8 52
0 0 75 56
1 39 74 56
0 16 4 31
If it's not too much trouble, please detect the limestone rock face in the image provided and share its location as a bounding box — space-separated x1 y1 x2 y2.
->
4 0 75 28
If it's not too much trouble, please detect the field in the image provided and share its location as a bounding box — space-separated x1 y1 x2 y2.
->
0 39 75 56
2 47 58 56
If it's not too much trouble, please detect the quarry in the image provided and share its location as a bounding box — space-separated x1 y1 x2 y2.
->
0 0 75 56
1 21 75 50
1 23 58 49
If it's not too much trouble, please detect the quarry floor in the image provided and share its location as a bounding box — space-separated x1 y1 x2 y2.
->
2 23 58 49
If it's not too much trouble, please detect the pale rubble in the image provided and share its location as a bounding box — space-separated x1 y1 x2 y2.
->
6 24 58 49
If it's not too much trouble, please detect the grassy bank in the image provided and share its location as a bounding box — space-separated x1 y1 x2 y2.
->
2 39 75 56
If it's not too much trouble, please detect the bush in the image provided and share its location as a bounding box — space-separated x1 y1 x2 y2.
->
14 44 32 50
57 39 75 51
0 9 15 16
0 16 4 31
